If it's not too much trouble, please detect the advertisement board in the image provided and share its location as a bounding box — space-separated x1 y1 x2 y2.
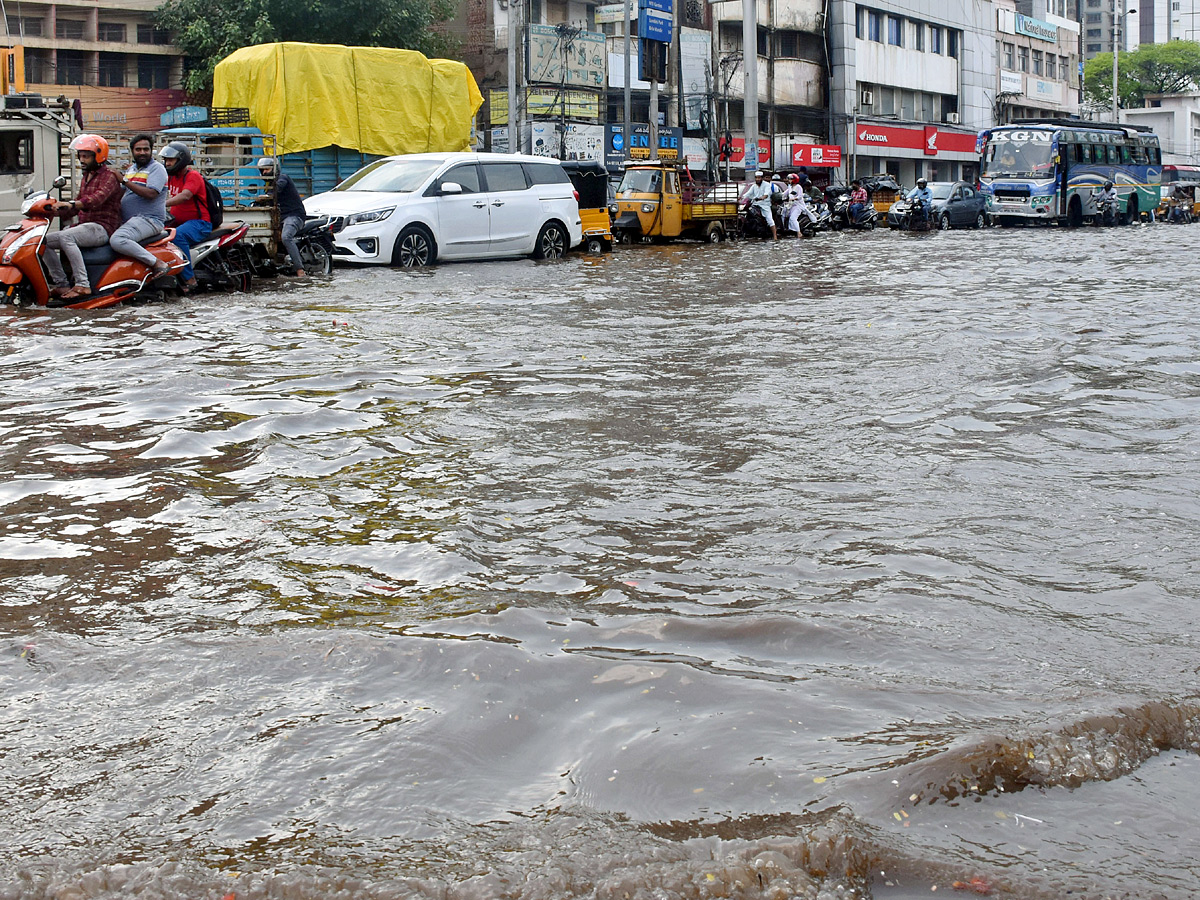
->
791 144 842 167
855 124 978 157
527 25 606 88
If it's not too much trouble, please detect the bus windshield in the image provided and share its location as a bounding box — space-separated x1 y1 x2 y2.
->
983 137 1055 178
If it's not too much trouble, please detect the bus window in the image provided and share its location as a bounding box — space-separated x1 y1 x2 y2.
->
1078 144 1092 164
1131 145 1147 165
1106 145 1120 165
1120 145 1133 165
1065 144 1080 166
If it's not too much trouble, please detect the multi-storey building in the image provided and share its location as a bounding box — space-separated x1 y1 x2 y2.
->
4 0 183 131
1132 0 1200 45
995 0 1081 121
828 1 996 185
1079 0 1136 59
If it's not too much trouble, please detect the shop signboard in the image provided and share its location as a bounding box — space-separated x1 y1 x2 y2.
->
526 25 606 88
791 144 842 167
855 124 978 157
1015 14 1058 43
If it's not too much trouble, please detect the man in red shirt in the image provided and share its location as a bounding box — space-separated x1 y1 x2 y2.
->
45 134 123 300
159 141 211 292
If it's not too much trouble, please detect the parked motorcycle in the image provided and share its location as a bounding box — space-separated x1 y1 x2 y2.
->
0 189 187 310
740 204 777 240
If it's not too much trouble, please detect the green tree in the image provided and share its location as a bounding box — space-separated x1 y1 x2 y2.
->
157 0 458 95
1084 41 1200 109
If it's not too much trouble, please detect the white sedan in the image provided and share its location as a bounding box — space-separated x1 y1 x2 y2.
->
304 152 583 266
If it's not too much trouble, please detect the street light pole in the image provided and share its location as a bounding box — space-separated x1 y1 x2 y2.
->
1112 0 1120 122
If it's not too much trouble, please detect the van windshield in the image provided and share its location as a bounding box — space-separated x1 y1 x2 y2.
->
334 158 442 193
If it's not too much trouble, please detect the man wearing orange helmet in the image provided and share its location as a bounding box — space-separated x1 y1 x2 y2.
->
44 134 123 300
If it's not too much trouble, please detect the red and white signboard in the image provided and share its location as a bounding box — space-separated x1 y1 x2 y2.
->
791 144 842 167
855 124 978 157
730 137 771 166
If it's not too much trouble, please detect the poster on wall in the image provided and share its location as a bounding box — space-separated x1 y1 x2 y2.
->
530 121 605 161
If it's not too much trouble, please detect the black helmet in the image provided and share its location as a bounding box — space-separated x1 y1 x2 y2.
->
1103 180 1113 190
159 140 191 171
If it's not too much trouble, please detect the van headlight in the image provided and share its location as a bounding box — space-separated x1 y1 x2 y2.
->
346 207 395 226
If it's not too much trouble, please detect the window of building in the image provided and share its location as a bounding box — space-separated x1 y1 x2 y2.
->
888 15 902 46
1060 56 1070 79
137 24 171 44
948 30 959 58
1018 45 1029 72
1086 13 1101 22
776 31 799 58
1033 50 1043 75
880 86 895 115
1087 42 1101 52
98 22 126 42
6 16 42 37
757 28 767 57
930 25 943 54
1087 27 1101 37
901 89 915 118
55 19 86 40
855 6 864 40
137 54 169 88
23 49 48 82
868 10 882 42
1046 54 1056 78
1003 42 1014 68
56 50 87 85
98 52 125 86
912 20 924 51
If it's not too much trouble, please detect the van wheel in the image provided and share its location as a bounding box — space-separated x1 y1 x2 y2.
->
393 226 435 267
533 221 568 259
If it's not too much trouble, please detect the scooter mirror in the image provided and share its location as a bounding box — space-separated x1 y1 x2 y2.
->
52 175 68 189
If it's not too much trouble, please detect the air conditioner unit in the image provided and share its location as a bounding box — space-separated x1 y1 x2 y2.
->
860 89 873 107
946 112 960 124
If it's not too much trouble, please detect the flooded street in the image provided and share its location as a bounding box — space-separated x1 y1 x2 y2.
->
2 224 1199 899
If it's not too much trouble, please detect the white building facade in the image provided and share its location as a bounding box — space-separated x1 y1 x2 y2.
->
995 0 1082 122
828 0 997 186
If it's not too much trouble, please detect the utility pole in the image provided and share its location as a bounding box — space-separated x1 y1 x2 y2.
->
624 0 632 161
1112 0 1120 122
507 0 519 153
742 0 758 172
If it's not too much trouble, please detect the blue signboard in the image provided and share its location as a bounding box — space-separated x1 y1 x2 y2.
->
639 0 672 12
638 8 672 42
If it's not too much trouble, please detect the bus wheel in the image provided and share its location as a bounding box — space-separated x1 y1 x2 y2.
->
1123 197 1138 226
1066 197 1083 229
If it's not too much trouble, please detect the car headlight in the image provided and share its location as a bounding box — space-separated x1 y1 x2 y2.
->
346 207 395 226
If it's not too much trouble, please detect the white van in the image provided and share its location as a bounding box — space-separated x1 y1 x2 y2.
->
303 152 583 266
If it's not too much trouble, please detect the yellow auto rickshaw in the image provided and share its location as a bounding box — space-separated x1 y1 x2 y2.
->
560 160 613 254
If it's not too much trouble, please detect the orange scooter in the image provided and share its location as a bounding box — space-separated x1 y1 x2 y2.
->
0 185 187 311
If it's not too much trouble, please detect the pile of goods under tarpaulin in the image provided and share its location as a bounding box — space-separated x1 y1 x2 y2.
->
212 42 483 157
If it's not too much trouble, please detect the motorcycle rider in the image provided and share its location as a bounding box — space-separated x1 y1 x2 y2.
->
255 157 308 277
111 133 170 277
160 141 211 292
848 180 869 225
907 177 933 227
1097 180 1119 221
784 173 817 234
43 134 123 300
741 170 777 240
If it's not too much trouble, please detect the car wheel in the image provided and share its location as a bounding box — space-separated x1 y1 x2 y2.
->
974 212 986 229
939 214 951 230
392 226 435 267
533 221 568 259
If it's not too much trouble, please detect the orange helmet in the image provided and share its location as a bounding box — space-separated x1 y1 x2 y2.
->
69 134 109 164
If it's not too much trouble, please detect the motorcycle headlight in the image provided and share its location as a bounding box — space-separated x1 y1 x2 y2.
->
2 223 46 264
346 207 395 227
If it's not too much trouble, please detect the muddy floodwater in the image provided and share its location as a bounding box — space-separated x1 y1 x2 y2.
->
2 224 1199 900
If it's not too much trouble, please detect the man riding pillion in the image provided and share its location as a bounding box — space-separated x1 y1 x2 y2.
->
741 170 777 240
254 157 307 277
784 173 817 234
907 177 933 227
111 133 170 278
43 135 123 300
160 141 211 292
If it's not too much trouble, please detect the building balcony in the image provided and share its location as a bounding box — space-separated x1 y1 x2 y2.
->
724 56 824 108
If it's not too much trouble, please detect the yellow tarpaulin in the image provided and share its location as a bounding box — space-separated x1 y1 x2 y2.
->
213 42 483 157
